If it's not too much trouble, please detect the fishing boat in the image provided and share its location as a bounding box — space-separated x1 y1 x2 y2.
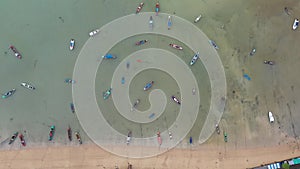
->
126 131 132 145
143 81 154 91
103 88 112 100
157 131 162 145
167 15 172 30
69 39 75 50
194 15 202 23
190 52 200 66
209 40 219 50
102 53 117 59
65 78 76 84
70 103 75 113
135 40 148 46
169 43 183 50
292 18 299 30
9 45 22 59
89 29 100 37
136 2 144 14
67 126 72 141
2 89 16 99
49 125 55 141
21 82 36 90
8 132 18 145
75 132 82 144
155 2 160 15
19 133 26 146
171 95 181 105
149 16 154 29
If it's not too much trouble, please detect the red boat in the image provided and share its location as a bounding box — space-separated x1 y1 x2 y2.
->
75 132 82 144
67 127 72 141
157 131 162 145
136 2 144 14
135 40 148 46
155 2 160 15
169 44 183 50
19 133 26 146
9 45 22 59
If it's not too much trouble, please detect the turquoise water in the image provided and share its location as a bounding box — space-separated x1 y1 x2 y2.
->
0 0 212 148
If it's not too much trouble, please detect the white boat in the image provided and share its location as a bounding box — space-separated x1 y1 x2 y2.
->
69 39 75 50
194 15 202 23
89 29 100 37
268 111 274 123
21 82 36 90
190 52 200 66
292 18 299 30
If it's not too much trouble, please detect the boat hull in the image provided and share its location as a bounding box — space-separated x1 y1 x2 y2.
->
21 82 36 90
2 89 16 99
293 19 299 30
70 39 75 50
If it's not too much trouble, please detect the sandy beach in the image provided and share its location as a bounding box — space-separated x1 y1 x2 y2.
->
1 0 300 168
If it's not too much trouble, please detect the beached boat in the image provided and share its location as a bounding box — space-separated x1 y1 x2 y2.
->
143 81 154 91
67 126 72 141
135 40 148 46
136 2 144 14
69 39 75 50
209 40 219 50
171 95 181 105
8 132 18 145
126 131 132 145
19 133 26 146
65 78 76 84
49 125 55 141
75 132 82 144
194 15 202 23
169 43 183 50
190 52 200 66
292 18 299 30
102 53 117 59
89 29 100 37
70 103 75 113
2 89 16 99
21 82 36 90
167 15 172 30
149 16 154 29
103 88 112 100
9 45 22 59
155 2 160 15
157 131 162 145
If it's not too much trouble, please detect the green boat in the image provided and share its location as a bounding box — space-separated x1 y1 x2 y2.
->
103 88 112 100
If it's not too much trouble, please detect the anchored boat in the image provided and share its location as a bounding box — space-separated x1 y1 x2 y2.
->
49 125 55 141
19 133 26 146
135 40 148 46
67 126 72 141
103 88 112 100
89 29 100 37
167 15 172 30
171 95 181 105
9 45 22 59
136 2 144 14
293 18 299 30
102 53 117 59
21 82 36 90
75 131 82 144
169 43 183 50
65 78 76 84
70 103 75 113
194 15 202 23
69 39 75 50
149 16 154 29
2 89 16 99
155 2 160 15
190 52 200 66
8 132 18 145
144 81 154 91
209 40 219 50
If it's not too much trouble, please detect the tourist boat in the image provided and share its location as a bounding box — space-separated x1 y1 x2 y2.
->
135 40 148 46
209 40 219 50
89 29 100 37
157 131 162 145
67 126 72 141
194 15 202 23
143 81 154 91
21 82 36 90
190 52 200 66
102 53 117 59
65 78 76 84
264 60 274 65
103 88 112 100
19 133 26 146
167 15 172 30
136 2 144 14
292 18 299 30
2 89 16 99
126 131 132 145
169 43 183 50
69 39 75 50
8 132 18 145
149 16 153 29
155 2 160 15
75 131 82 144
70 103 75 113
49 125 55 141
9 45 22 59
171 95 181 105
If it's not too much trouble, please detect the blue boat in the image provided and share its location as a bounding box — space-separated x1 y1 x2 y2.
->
103 88 112 100
190 52 200 66
65 78 76 84
2 89 16 99
49 125 55 141
102 53 117 59
155 2 160 15
70 103 75 113
209 40 219 50
143 81 154 91
167 16 172 30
